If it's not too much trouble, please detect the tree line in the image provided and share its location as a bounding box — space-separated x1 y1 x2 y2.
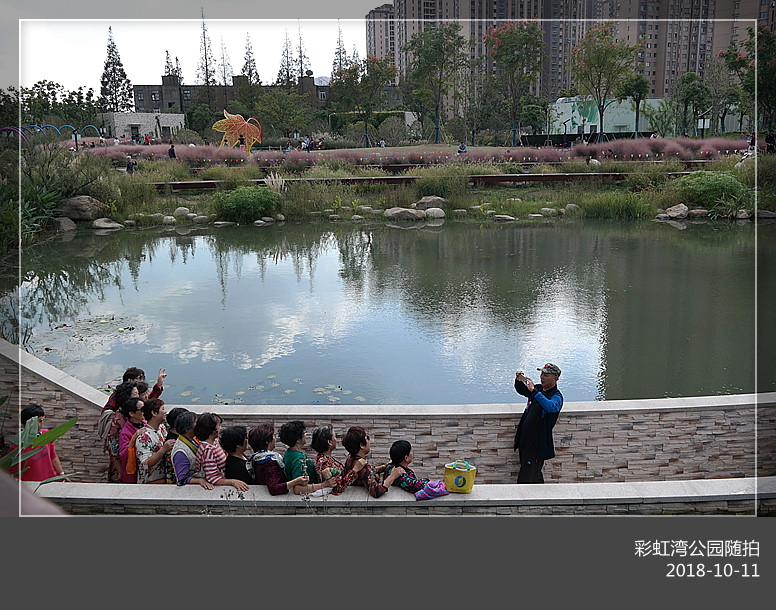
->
3 20 773 145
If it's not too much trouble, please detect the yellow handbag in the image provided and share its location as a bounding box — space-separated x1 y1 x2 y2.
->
444 460 477 493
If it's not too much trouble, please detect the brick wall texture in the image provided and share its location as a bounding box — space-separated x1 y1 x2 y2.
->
3 350 774 486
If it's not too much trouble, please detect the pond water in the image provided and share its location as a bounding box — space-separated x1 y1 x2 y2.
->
11 218 774 405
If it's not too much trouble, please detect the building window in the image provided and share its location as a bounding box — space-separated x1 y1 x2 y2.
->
151 91 160 102
137 91 144 102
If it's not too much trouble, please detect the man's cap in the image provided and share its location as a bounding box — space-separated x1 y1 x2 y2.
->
537 363 561 377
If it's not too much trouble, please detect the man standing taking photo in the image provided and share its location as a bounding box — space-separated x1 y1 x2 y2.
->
513 363 564 483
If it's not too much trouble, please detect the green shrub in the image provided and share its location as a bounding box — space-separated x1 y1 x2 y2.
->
87 177 122 206
674 171 749 207
212 186 279 223
173 129 205 145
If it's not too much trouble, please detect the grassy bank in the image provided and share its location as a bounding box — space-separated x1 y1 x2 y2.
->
8 138 773 253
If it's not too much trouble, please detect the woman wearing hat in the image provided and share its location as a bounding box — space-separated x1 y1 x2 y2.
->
513 363 564 483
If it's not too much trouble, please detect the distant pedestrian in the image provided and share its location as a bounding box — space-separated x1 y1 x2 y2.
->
126 155 137 176
238 134 245 152
144 134 151 145
113 137 120 146
168 143 177 159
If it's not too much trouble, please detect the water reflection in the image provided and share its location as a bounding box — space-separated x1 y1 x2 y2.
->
10 220 770 404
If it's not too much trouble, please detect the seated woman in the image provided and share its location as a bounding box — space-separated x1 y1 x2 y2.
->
341 426 403 498
220 425 255 486
193 412 250 492
170 411 212 489
134 398 175 484
118 397 146 483
384 440 429 493
279 420 321 485
311 425 359 495
247 423 326 495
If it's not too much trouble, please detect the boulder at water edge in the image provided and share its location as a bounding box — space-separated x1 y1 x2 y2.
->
92 218 124 230
163 216 176 225
52 217 77 231
665 203 689 219
413 195 447 210
61 195 107 220
173 207 190 217
493 214 516 222
384 207 427 220
425 208 446 219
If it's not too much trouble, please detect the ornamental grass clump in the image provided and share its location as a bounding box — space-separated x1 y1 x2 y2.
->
673 171 749 208
211 185 279 224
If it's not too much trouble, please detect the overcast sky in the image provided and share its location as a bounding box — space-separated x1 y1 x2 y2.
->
3 0 383 93
20 19 369 94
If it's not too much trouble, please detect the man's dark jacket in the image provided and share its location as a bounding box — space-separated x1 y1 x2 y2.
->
513 380 562 460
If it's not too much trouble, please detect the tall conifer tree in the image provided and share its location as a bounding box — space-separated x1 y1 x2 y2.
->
217 36 233 108
99 26 133 112
276 30 296 89
196 8 217 107
331 23 349 81
241 33 261 107
296 22 311 82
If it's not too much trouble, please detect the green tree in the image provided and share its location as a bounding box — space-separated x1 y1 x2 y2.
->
402 22 469 143
331 23 350 81
616 74 649 136
483 20 546 146
0 86 18 128
217 36 233 110
669 72 711 136
296 24 311 84
239 33 261 108
570 21 640 142
196 9 217 109
186 103 219 134
701 55 730 136
254 87 311 138
276 30 296 89
720 24 776 130
99 26 133 113
642 98 675 137
329 55 396 147
20 80 63 125
59 87 99 128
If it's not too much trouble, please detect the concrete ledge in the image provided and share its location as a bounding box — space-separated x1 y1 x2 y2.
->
23 477 776 516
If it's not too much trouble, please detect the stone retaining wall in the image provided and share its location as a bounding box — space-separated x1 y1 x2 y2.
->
2 340 774 485
24 477 776 516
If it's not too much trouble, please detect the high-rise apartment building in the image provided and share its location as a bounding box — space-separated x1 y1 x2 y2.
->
382 1 594 102
606 0 771 97
368 1 769 115
366 3 397 64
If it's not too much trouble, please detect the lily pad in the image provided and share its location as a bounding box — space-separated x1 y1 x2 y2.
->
284 389 295 395
327 396 341 403
342 390 352 395
293 378 302 383
355 396 366 402
270 382 280 388
180 391 193 397
235 391 245 396
267 375 277 379
191 397 201 402
313 387 326 393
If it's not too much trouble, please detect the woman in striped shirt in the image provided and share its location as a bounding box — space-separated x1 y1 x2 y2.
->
193 412 250 492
